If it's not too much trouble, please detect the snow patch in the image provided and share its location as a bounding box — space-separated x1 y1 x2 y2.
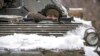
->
0 15 23 18
69 8 84 10
0 33 84 50
73 17 92 27
84 46 99 56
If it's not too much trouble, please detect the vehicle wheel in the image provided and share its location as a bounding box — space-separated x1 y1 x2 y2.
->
84 32 99 46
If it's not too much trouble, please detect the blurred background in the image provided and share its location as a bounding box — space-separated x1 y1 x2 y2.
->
62 0 100 31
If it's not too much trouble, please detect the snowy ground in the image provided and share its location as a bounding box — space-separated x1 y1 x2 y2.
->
0 17 99 56
84 46 99 56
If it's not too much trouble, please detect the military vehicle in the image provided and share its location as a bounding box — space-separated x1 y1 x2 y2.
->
0 0 82 36
0 0 85 56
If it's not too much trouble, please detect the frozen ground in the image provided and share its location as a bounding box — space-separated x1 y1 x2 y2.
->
0 17 99 56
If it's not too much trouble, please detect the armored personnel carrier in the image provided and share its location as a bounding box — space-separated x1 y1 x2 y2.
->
0 0 85 56
0 0 81 36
